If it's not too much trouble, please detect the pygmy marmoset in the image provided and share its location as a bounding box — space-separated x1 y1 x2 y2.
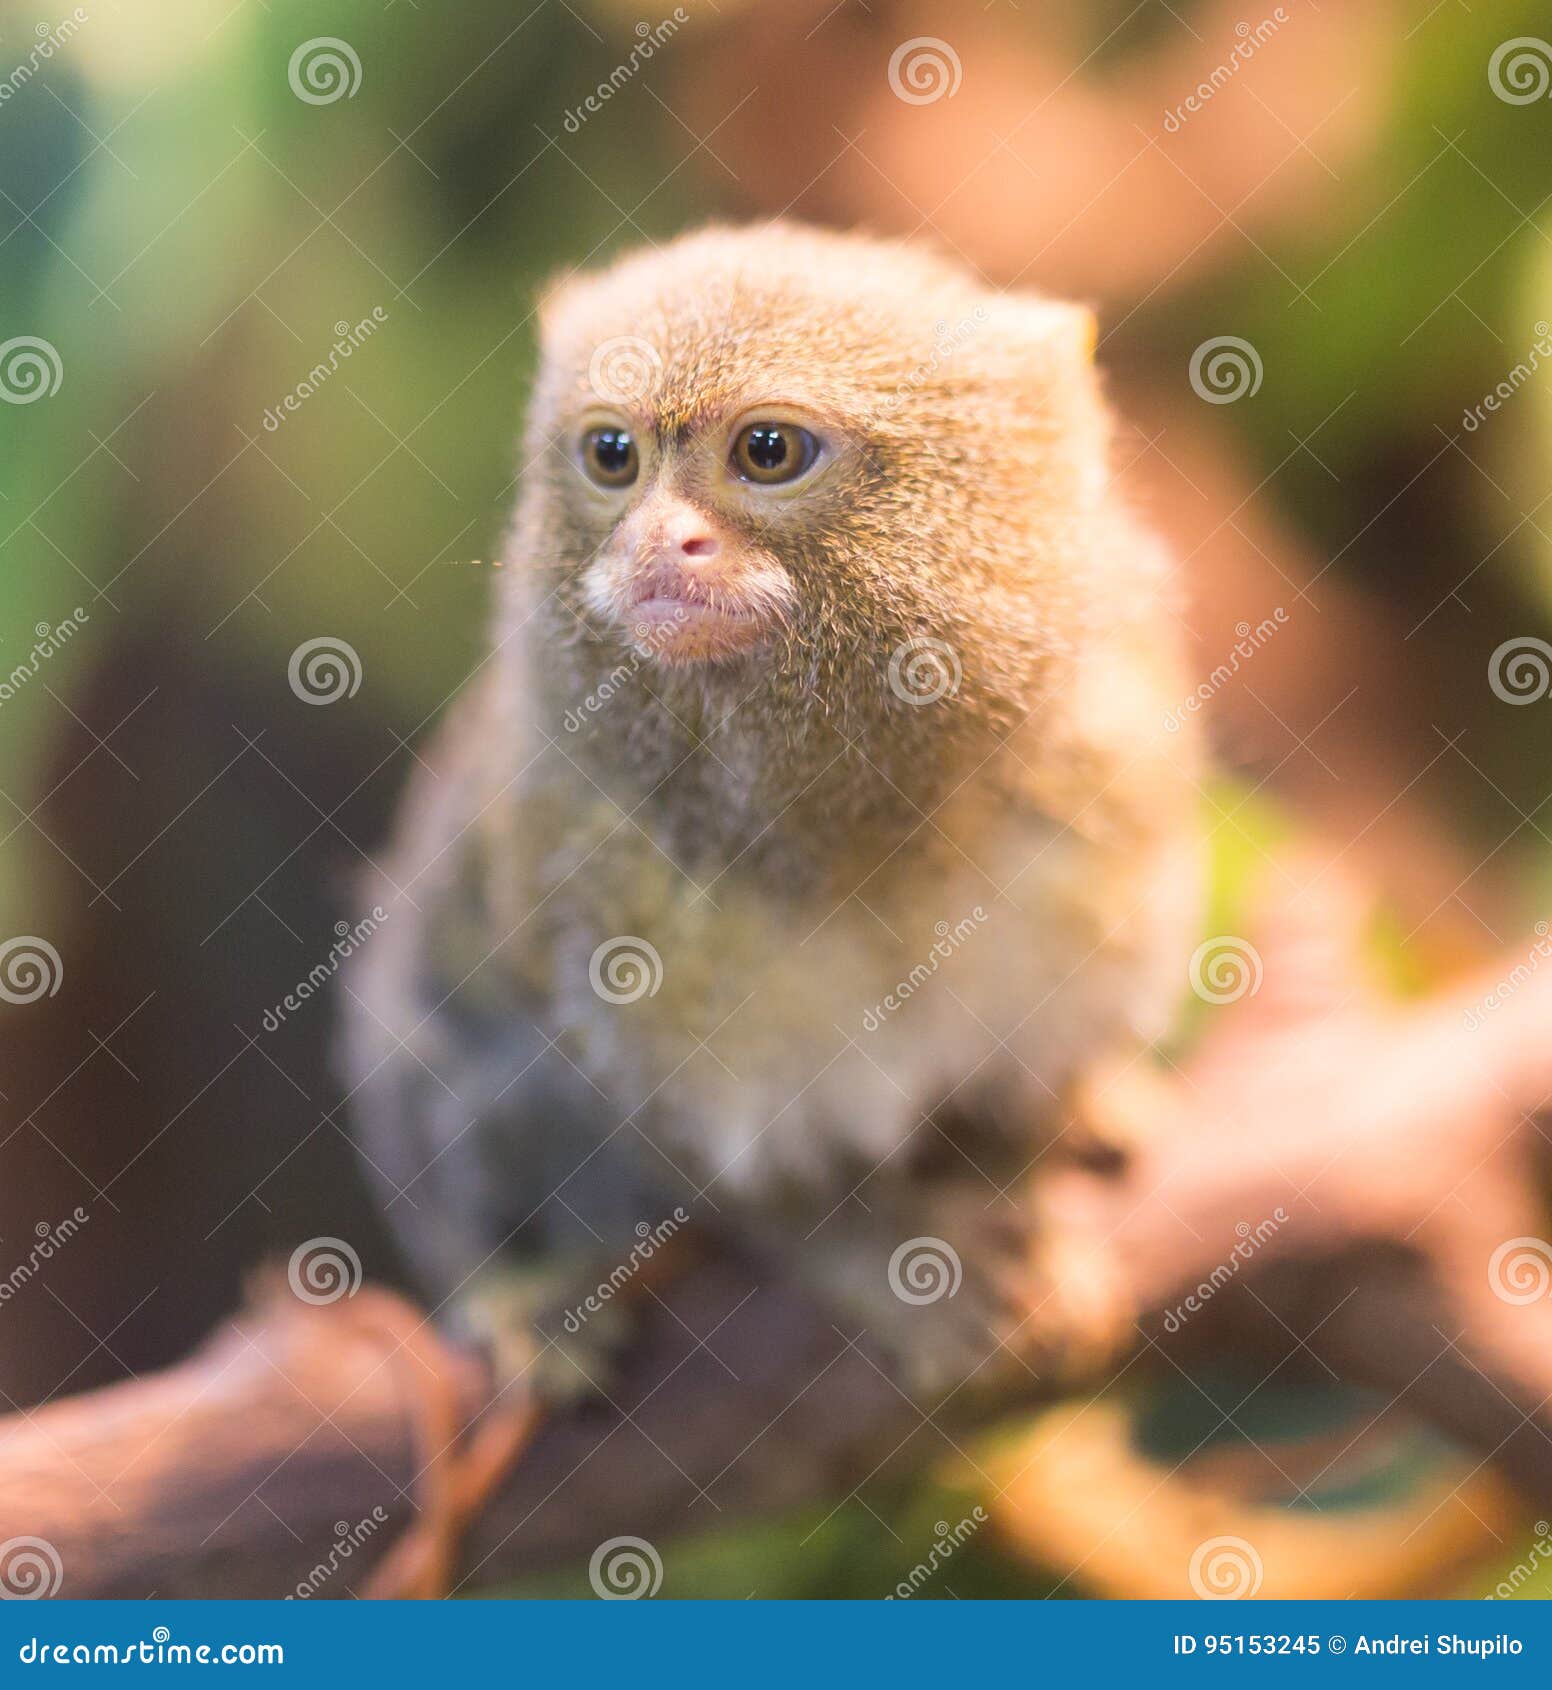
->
345 223 1200 1399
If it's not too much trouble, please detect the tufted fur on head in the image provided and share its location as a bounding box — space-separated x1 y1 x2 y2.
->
494 222 1173 863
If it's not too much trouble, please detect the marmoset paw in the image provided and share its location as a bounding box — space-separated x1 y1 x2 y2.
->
992 1228 1134 1383
452 1268 545 1398
456 1262 641 1408
1059 1060 1180 1170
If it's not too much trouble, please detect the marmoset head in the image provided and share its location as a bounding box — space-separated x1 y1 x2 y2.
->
502 223 1116 743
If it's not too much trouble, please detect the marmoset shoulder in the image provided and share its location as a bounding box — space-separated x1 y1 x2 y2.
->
345 222 1201 1398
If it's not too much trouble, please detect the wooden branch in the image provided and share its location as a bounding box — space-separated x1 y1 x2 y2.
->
3 872 1552 1598
0 1263 921 1599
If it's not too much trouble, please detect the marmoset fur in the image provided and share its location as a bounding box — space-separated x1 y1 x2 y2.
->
344 223 1200 1397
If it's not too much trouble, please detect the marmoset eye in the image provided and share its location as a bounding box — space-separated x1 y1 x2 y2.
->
731 422 820 486
580 426 639 488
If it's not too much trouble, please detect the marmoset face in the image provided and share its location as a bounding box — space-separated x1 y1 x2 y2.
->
510 224 1108 702
566 401 828 666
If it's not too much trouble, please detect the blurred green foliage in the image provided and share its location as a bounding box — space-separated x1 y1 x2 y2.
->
5 0 1552 907
5 0 1552 1600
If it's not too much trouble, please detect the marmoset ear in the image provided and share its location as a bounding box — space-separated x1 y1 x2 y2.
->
975 295 1109 499
949 294 1104 442
999 296 1099 373
533 265 591 345
1073 303 1098 364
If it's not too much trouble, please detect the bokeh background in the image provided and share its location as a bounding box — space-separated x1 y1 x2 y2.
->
4 0 1552 1598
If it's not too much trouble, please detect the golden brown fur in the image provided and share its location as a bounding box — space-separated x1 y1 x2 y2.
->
346 223 1200 1394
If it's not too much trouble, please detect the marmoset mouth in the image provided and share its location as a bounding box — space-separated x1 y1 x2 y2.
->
627 594 769 662
620 559 779 661
626 561 749 609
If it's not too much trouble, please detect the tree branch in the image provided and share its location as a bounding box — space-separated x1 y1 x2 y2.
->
3 875 1552 1598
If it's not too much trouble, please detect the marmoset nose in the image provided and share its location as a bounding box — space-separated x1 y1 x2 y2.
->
649 504 719 563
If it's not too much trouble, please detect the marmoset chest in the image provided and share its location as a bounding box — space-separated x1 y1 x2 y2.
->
509 761 1150 1193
